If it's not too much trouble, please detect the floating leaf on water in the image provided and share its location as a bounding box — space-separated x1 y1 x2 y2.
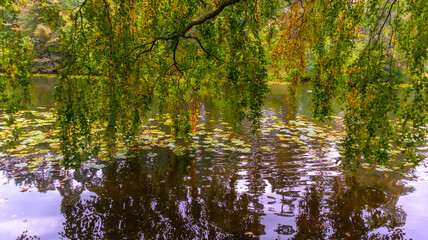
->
166 142 175 148
296 127 306 132
282 129 292 134
148 153 158 157
216 142 226 147
15 163 28 168
173 149 185 156
87 162 106 169
116 152 127 159
28 162 39 168
237 148 251 153
93 164 105 169
231 139 245 146
260 146 271 152
307 131 318 138
404 162 415 167
375 167 386 171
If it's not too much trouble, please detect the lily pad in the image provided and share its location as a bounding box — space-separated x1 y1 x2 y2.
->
15 163 28 168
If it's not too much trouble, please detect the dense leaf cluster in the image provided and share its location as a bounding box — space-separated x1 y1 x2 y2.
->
1 1 34 142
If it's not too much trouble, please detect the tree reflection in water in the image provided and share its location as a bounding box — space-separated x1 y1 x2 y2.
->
58 154 262 239
51 151 414 239
0 137 416 239
293 172 413 240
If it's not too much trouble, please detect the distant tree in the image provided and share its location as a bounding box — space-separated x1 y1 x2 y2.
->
18 0 77 72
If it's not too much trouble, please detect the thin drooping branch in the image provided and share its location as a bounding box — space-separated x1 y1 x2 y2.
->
363 0 397 78
124 0 242 61
172 38 180 73
183 35 220 61
366 0 397 49
70 0 88 57
132 37 168 63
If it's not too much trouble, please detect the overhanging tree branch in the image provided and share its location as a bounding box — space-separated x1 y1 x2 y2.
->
183 35 220 61
173 0 242 37
124 0 243 61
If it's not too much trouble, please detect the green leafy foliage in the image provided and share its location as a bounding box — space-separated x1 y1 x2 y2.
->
1 1 35 145
1 0 426 170
54 0 276 167
270 0 427 169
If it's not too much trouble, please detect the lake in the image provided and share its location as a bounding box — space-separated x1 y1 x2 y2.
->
0 76 427 239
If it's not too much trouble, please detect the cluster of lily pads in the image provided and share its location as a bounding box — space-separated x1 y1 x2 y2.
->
0 107 426 176
1 109 58 152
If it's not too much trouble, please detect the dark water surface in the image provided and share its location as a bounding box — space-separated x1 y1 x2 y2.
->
0 76 427 239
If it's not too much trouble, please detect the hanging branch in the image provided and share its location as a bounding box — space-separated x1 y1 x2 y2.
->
123 0 242 61
182 35 220 61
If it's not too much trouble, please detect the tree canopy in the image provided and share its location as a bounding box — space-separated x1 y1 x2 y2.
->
1 0 427 169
